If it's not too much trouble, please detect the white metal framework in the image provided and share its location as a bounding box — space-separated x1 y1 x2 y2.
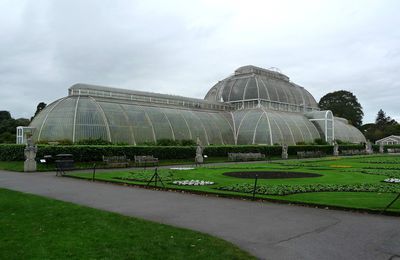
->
28 65 366 145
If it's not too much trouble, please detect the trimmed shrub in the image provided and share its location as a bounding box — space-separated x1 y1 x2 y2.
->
0 144 25 161
288 145 331 155
156 139 181 146
0 143 379 162
156 139 196 146
76 138 112 145
338 144 365 151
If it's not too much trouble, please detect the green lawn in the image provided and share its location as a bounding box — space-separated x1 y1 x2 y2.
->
0 157 232 172
68 155 400 213
0 161 100 172
282 192 400 210
0 188 254 260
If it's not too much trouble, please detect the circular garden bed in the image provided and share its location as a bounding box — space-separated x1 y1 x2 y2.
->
223 171 322 179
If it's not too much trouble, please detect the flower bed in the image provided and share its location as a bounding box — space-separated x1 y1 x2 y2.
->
364 166 400 170
384 178 400 183
217 183 400 196
342 169 400 178
222 171 322 179
172 180 214 186
114 170 180 182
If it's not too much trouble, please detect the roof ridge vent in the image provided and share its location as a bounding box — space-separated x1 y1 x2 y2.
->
234 65 289 81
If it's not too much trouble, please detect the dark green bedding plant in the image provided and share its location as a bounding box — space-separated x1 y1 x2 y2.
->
218 183 400 196
342 169 400 178
114 170 180 182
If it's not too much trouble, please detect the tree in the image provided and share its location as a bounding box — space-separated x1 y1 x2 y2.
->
0 111 11 121
375 109 397 130
319 90 363 128
361 109 399 142
0 111 30 143
31 102 47 121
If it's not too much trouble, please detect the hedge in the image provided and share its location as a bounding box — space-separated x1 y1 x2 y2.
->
0 144 386 162
0 144 25 161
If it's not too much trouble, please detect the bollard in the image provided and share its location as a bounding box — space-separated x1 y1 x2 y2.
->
154 168 158 187
92 163 96 182
252 174 258 200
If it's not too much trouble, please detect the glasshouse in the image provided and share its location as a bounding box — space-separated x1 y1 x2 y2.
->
26 65 366 145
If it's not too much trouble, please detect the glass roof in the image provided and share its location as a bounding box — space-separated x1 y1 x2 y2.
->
29 65 366 145
204 65 319 111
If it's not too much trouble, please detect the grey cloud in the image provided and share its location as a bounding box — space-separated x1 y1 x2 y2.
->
0 0 399 124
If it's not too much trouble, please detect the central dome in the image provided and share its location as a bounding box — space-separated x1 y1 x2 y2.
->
204 65 318 112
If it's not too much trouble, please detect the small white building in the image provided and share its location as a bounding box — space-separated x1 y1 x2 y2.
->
16 126 36 144
375 135 400 145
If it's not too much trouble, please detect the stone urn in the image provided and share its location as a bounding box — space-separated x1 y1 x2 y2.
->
195 137 204 165
379 143 384 154
24 138 37 172
281 144 288 159
333 141 339 156
365 141 373 155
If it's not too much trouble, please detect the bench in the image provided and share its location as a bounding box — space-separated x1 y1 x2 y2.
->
228 152 265 161
340 149 366 156
134 155 159 167
387 148 400 153
297 151 325 159
102 155 130 168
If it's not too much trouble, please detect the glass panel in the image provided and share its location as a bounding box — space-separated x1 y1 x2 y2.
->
143 106 174 141
237 110 260 145
273 112 296 145
195 112 222 145
262 77 279 103
98 102 133 144
163 108 191 141
244 77 258 100
39 98 76 142
31 100 60 141
283 83 297 105
208 112 234 144
229 78 248 101
284 113 304 143
122 104 155 144
180 110 208 145
268 112 284 145
254 114 272 145
221 79 236 102
75 98 108 141
257 77 269 100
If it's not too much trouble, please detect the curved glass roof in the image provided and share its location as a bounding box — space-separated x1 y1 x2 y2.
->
70 83 233 111
232 108 321 145
334 117 366 143
204 65 319 111
29 65 366 145
30 96 234 145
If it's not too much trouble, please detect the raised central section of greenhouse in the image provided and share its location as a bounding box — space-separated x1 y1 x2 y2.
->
29 65 366 145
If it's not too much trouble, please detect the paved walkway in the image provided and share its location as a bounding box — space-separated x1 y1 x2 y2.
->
1 170 399 260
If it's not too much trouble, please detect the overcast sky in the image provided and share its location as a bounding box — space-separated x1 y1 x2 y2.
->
1 0 399 123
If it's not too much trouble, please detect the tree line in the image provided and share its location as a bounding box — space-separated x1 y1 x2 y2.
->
0 102 46 143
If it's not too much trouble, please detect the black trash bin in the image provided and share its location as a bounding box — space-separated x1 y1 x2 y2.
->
55 154 75 175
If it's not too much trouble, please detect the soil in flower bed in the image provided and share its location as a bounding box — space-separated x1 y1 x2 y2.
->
223 171 322 179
